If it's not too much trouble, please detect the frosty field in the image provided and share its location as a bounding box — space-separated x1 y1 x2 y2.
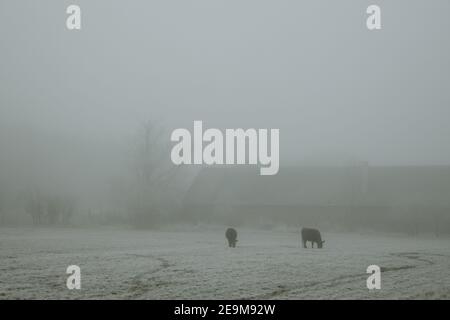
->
0 227 449 299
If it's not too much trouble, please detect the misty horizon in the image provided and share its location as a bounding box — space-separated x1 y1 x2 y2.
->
1 0 450 302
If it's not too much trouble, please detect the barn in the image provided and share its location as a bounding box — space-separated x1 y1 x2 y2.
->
182 165 450 234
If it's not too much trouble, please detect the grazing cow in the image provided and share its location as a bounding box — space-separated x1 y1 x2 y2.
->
301 228 325 248
225 228 238 248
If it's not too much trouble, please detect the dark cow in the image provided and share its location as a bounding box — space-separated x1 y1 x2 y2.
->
225 228 238 248
301 228 325 248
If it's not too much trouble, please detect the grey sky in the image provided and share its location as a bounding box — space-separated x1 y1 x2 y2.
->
0 0 449 191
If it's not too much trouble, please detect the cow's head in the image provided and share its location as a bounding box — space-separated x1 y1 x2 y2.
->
318 240 325 248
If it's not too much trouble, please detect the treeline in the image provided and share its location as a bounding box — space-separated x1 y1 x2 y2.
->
24 193 77 225
182 204 450 237
0 121 190 228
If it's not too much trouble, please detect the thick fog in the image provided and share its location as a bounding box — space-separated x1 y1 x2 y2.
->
1 0 450 231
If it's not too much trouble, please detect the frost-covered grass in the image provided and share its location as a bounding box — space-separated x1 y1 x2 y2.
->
0 226 449 299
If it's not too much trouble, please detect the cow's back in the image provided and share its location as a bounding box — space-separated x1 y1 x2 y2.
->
226 228 237 240
301 228 322 242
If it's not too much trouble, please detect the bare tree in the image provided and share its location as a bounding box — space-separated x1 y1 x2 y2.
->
61 197 76 225
46 196 59 225
25 189 45 226
130 121 182 228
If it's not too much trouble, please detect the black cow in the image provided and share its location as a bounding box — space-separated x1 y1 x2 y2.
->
225 228 238 248
301 228 325 248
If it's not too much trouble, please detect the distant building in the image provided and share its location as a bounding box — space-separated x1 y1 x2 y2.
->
183 165 450 234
